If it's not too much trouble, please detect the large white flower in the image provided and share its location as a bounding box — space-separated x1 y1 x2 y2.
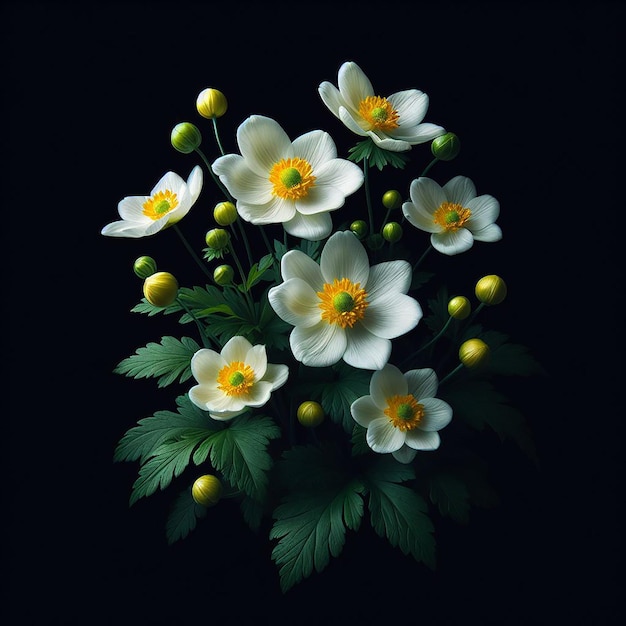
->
318 61 445 153
211 115 363 241
188 336 289 421
351 364 453 464
268 231 422 370
101 166 203 238
402 175 502 255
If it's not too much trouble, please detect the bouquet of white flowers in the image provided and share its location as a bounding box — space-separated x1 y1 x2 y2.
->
102 61 541 592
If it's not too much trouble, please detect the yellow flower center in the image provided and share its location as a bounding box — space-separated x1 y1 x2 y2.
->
358 96 400 131
384 395 425 431
216 361 255 396
269 157 316 200
433 202 471 231
317 278 368 328
142 190 179 221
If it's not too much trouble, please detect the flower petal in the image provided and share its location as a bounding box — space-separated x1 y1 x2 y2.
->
443 175 476 206
221 336 254 364
337 61 374 110
431 229 474 255
236 115 292 177
472 223 503 242
268 278 321 328
190 349 225 385
388 89 429 126
370 364 407 410
367 131 411 152
244 343 268 379
365 260 412 298
392 445 417 464
212 153 274 205
280 250 324 288
467 194 500 230
366 417 406 453
361 292 422 339
338 106 368 136
117 196 151 223
344 325 391 370
409 177 446 215
185 165 203 203
404 368 438 401
295 184 347 215
402 201 439 234
242 380 273 407
311 158 364 198
419 398 453 431
350 395 383 428
320 231 369 285
151 171 184 197
292 130 337 169
290 322 347 367
283 211 333 241
405 429 440 450
262 364 289 391
237 195 296 225
318 80 344 118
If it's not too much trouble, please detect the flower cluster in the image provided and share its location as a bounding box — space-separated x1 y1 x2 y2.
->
104 61 539 593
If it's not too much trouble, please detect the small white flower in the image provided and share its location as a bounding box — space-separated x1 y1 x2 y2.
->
351 364 453 464
402 175 502 255
268 231 422 370
188 336 289 421
318 61 445 153
101 166 203 238
211 115 363 241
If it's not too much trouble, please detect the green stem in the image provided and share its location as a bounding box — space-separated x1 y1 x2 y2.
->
413 245 432 271
176 296 212 348
236 218 254 268
173 224 212 279
259 225 275 258
363 157 375 235
194 147 234 202
228 243 255 312
438 362 464 387
421 157 439 177
211 117 226 156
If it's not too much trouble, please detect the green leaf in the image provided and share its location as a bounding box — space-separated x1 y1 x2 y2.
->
192 413 281 503
270 443 365 592
363 458 436 568
411 270 435 291
165 487 207 545
114 394 223 464
478 330 546 377
428 472 471 524
113 336 201 387
347 139 410 170
243 253 275 291
240 495 265 531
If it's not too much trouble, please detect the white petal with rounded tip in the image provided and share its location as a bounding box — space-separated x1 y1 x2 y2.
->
405 429 440 450
267 278 321 328
117 196 151 222
185 165 203 202
402 201 439 234
244 344 268 380
472 223 502 242
443 176 476 206
419 398 453 431
367 417 405 453
467 194 500 230
263 364 289 391
320 231 370 285
237 195 296 225
350 396 383 428
242 380 273 407
392 122 446 143
392 445 417 464
292 130 336 169
343 326 391 370
361 292 422 339
188 384 217 410
410 177 446 214
389 90 429 126
404 368 438 401
366 260 412 299
101 220 155 238
318 81 345 118
212 154 274 205
367 132 411 152
290 322 346 367
209 408 247 421
283 211 333 241
221 336 253 364
280 250 324 287
237 115 293 177
314 158 364 196
337 61 374 110
338 106 368 136
190 349 225 385
151 171 184 197
370 364 407 410
295 184 346 215
431 229 474 255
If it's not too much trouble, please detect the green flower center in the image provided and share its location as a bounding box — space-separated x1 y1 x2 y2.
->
371 106 388 122
445 210 460 224
154 200 171 214
279 167 302 188
396 403 415 420
332 291 355 313
228 371 245 386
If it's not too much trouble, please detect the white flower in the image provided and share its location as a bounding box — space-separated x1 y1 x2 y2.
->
402 175 502 255
101 166 203 238
188 336 289 421
268 231 422 370
351 364 452 464
318 61 445 153
211 115 363 241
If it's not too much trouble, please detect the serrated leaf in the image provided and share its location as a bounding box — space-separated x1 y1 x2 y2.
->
114 394 223 464
428 472 471 524
166 487 207 545
243 253 275 291
348 139 410 170
478 330 546 377
240 495 265 531
192 413 281 502
113 336 201 387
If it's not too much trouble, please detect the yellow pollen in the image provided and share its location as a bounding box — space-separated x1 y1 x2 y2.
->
317 278 368 329
384 395 425 432
216 361 255 397
433 202 472 231
142 190 179 221
269 157 316 200
358 96 400 131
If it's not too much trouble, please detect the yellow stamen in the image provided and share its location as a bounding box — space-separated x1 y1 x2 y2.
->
358 96 400 131
142 190 179 221
384 395 425 431
433 202 471 231
317 278 368 329
269 157 316 200
216 361 255 396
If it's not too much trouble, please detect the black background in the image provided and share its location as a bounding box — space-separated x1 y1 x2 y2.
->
5 1 624 625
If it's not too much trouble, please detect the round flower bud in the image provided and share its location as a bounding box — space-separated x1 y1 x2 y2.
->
382 189 403 210
133 255 157 279
170 122 202 154
297 401 325 428
459 338 490 369
350 220 368 239
196 88 228 119
475 274 507 305
382 221 403 243
191 474 223 507
431 132 461 161
213 201 238 226
447 295 471 320
205 228 230 250
143 271 178 307
213 264 234 286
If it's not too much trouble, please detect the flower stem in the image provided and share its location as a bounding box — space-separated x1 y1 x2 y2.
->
363 157 375 235
236 218 254 268
176 296 212 348
173 224 212 279
211 117 226 156
413 244 432 271
421 157 439 177
438 362 464 387
194 147 234 203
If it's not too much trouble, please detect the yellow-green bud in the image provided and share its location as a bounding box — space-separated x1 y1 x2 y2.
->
431 132 461 161
133 255 157 279
213 201 238 226
459 338 490 368
191 474 223 507
447 295 471 320
297 401 325 428
382 189 403 210
213 264 234 286
350 220 368 239
196 88 228 119
475 274 507 305
382 221 403 243
170 122 202 154
205 228 230 250
143 271 178 307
